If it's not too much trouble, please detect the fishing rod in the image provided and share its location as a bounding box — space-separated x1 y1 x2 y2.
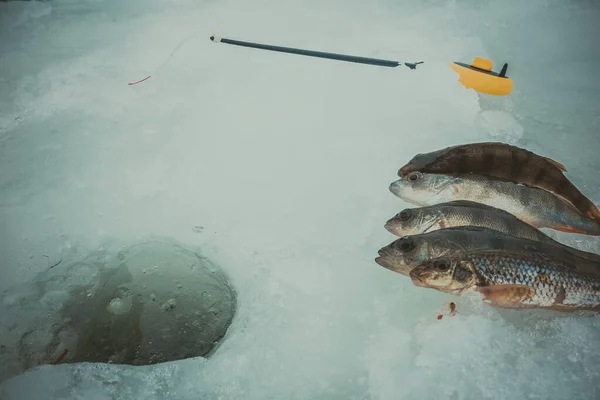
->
126 33 514 96
209 35 424 70
209 34 513 96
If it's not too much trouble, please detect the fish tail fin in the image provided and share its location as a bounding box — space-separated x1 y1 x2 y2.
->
587 204 600 220
554 226 589 234
554 192 600 222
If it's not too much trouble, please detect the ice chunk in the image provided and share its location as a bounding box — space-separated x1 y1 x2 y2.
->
475 110 524 143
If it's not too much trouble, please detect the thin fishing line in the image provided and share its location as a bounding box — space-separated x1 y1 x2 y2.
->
128 33 200 86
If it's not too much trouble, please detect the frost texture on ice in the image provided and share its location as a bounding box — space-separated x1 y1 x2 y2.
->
475 110 524 143
1 0 600 399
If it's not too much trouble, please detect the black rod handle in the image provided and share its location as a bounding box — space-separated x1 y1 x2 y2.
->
210 35 402 68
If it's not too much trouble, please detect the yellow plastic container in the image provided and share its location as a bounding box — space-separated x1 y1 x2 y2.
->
449 57 514 96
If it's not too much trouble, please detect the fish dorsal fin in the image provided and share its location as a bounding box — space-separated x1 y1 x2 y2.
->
541 155 567 172
443 200 505 212
434 226 493 234
436 226 516 240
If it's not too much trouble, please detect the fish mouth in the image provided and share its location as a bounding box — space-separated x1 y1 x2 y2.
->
375 248 391 266
384 219 411 237
388 180 404 196
377 244 394 258
375 255 413 277
383 220 397 234
375 253 397 271
375 256 395 271
389 179 429 206
386 218 438 236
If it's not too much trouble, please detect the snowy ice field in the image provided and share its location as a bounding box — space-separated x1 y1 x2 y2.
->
1 0 600 399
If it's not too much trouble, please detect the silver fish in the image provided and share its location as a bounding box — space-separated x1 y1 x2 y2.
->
375 227 600 277
384 200 600 263
389 172 600 236
410 249 600 312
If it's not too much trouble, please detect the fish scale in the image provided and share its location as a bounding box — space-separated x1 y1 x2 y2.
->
463 250 600 310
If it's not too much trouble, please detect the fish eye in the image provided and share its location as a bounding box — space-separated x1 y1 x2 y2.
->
398 210 412 221
435 261 450 271
407 172 423 182
398 239 415 252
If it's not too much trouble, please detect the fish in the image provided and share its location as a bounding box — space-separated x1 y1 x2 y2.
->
396 142 600 221
389 172 600 236
384 200 600 263
375 227 600 277
409 249 600 312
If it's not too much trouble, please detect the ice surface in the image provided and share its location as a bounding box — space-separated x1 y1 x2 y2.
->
1 0 599 399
